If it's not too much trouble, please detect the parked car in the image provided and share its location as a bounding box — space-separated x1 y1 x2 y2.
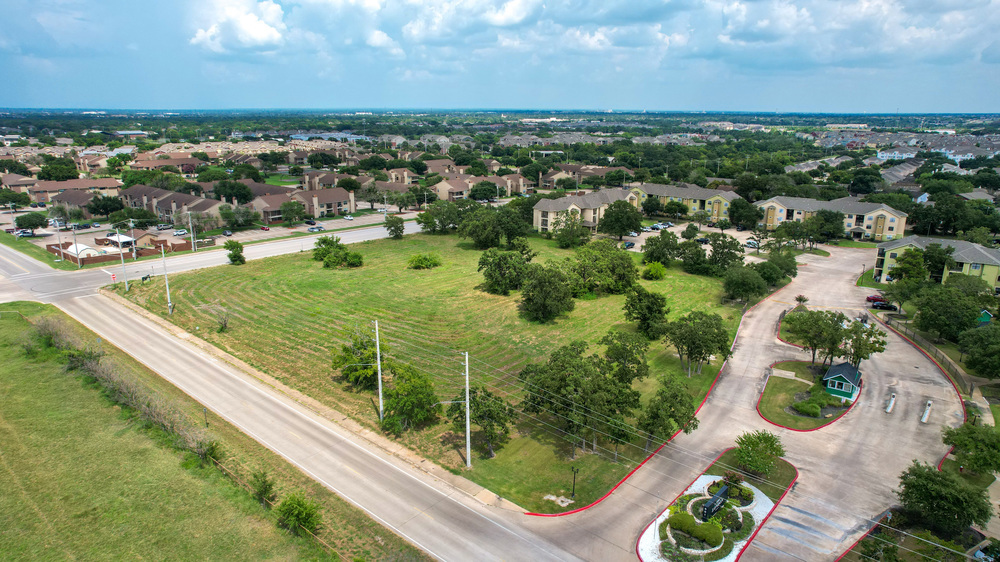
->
628 231 639 237
307 226 325 232
735 225 746 231
91 223 100 228
650 224 662 231
14 230 32 238
79 223 91 229
623 241 635 249
872 302 898 311
745 240 759 248
260 226 270 231
696 237 710 244
173 229 188 236
641 226 652 232
304 219 316 225
37 202 46 208
866 295 887 302
343 215 354 221
706 222 716 228
662 222 675 228
157 224 172 230
223 230 233 236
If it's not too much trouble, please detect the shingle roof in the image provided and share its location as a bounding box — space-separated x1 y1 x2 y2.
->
49 190 96 206
823 362 862 387
878 235 1000 267
533 188 635 212
636 183 742 202
756 196 908 218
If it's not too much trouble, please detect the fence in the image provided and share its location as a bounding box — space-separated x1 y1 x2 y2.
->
882 316 969 395
210 457 345 560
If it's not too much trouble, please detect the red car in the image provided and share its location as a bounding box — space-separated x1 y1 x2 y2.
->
866 294 886 302
260 226 270 231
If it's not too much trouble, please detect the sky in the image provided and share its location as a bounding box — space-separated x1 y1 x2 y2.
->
2 0 999 113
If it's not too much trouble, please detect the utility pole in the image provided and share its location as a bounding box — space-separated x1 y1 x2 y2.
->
116 227 129 291
188 212 196 252
161 245 173 314
71 227 81 269
55 224 64 262
464 351 471 469
374 320 383 422
129 219 137 260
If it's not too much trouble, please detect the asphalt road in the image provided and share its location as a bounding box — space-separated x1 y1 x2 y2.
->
0 228 968 562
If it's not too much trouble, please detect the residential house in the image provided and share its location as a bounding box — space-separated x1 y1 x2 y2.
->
1 173 37 192
433 179 470 201
388 168 417 185
294 188 355 219
875 236 1000 293
755 196 907 241
503 173 533 194
959 189 995 204
287 151 309 165
631 183 742 222
532 189 639 233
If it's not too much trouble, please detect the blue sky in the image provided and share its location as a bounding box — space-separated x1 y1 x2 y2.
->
2 0 999 112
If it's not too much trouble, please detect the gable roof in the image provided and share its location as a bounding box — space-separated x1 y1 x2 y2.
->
823 362 862 387
533 188 635 212
49 190 97 206
878 235 1000 267
635 183 742 202
755 195 908 217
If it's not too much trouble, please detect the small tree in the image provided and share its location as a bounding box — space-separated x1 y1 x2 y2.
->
959 323 1000 379
597 200 643 240
280 200 306 226
250 469 277 509
716 219 731 232
385 214 405 239
331 326 383 389
723 266 767 302
623 285 670 339
642 230 679 267
14 212 47 233
224 240 245 265
942 423 1000 475
897 461 991 537
843 321 887 367
447 385 517 458
478 248 530 295
735 430 785 476
641 196 663 217
795 294 809 306
275 493 322 536
380 362 440 434
681 223 699 240
637 375 699 452
551 212 591 249
520 264 574 322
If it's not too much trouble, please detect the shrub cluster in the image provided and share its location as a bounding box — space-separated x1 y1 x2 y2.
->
407 253 442 270
667 512 724 548
792 382 844 418
312 235 363 268
642 261 667 280
703 538 735 561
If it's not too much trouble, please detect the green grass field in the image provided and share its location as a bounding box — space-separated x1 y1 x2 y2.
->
0 302 427 560
758 377 848 430
705 450 797 503
856 268 889 290
772 360 817 382
0 310 308 560
789 248 831 257
120 232 741 512
830 240 878 249
0 232 77 270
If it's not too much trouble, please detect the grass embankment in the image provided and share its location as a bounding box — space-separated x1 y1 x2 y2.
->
119 233 741 513
0 232 77 270
705 450 796 503
857 268 889 290
830 240 878 249
0 302 426 560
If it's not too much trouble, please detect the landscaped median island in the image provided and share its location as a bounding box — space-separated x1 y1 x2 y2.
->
757 361 854 430
117 231 751 514
637 439 797 562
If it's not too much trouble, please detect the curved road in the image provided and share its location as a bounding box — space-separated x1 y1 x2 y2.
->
0 231 964 561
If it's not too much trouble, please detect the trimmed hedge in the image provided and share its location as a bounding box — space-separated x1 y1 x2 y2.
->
704 538 735 561
729 511 756 542
667 512 724 548
792 401 821 417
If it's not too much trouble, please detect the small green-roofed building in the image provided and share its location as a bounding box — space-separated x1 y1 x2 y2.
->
978 309 994 327
823 362 862 402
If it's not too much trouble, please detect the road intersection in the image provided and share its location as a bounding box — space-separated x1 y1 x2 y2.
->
0 228 965 561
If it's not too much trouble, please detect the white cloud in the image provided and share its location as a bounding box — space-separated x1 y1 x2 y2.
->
484 0 540 26
190 0 286 53
367 29 405 57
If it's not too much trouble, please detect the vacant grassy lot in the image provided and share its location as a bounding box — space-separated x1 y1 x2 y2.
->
0 311 305 560
0 302 426 561
121 233 741 512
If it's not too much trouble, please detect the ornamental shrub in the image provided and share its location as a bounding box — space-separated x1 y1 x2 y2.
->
275 492 322 536
703 538 735 561
792 401 821 418
407 253 442 269
668 512 697 534
693 521 724 547
642 261 667 280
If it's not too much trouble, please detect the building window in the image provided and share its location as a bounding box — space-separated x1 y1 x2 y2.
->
889 252 897 258
888 227 894 232
847 214 853 219
971 263 982 270
866 216 873 221
889 217 896 223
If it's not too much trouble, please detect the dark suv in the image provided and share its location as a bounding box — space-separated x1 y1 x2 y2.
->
872 301 898 311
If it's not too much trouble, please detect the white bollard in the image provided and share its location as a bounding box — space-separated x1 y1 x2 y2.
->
920 401 932 423
885 393 896 414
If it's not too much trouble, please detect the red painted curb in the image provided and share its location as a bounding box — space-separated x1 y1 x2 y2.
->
755 366 862 433
833 522 878 562
937 446 955 471
736 462 800 561
635 448 731 562
526 280 794 518
775 313 805 348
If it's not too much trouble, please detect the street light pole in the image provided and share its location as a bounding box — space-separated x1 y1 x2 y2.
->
161 245 173 314
571 466 580 498
71 227 81 269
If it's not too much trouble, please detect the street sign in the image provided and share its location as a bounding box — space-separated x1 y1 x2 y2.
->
111 273 117 282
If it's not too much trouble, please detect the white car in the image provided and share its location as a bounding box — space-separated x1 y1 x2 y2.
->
342 215 354 221
628 231 639 237
173 229 188 236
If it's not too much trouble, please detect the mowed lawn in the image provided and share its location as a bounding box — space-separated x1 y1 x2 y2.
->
122 233 740 512
0 314 305 560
